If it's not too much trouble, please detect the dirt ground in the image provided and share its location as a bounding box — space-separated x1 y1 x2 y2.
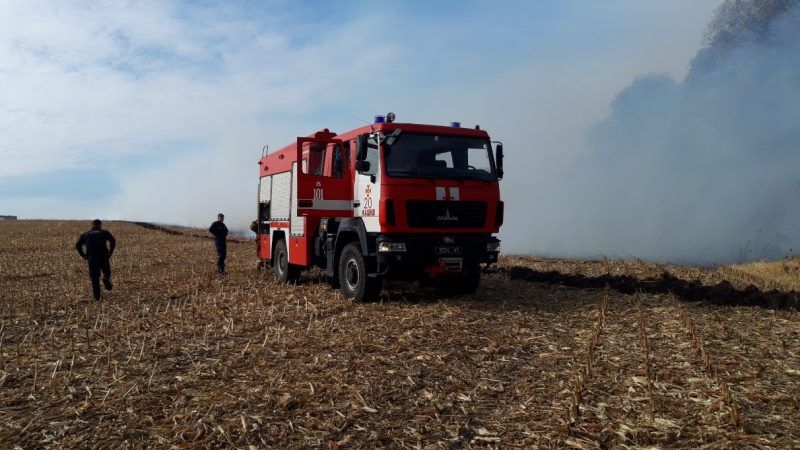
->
0 221 798 448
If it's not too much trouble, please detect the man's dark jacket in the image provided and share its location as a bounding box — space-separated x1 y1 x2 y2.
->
209 221 228 243
76 227 116 259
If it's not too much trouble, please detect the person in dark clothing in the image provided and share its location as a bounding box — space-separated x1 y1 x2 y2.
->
209 213 229 273
75 219 116 301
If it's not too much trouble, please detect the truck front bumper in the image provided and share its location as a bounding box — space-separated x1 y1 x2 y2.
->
373 234 500 280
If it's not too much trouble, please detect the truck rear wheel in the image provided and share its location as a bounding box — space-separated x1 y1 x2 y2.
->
338 242 382 301
273 239 299 283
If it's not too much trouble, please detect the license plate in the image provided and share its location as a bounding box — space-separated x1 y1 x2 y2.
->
436 246 462 255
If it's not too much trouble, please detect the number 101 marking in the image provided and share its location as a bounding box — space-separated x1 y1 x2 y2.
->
313 188 323 200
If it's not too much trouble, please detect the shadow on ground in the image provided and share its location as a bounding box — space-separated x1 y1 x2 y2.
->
500 266 799 310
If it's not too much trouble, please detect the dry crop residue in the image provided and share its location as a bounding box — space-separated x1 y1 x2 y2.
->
0 221 798 448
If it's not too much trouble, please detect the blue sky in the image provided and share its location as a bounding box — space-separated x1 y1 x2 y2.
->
0 0 721 244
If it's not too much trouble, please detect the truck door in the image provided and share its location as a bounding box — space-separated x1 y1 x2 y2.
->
296 134 354 218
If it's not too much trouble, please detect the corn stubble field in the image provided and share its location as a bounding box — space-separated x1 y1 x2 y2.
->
0 221 798 448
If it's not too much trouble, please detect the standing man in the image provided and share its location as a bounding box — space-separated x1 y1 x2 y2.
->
75 219 116 301
209 213 229 273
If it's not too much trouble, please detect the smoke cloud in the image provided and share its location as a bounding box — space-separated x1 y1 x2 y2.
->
504 0 800 263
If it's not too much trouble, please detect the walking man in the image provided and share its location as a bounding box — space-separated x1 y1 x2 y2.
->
75 219 116 301
209 213 228 273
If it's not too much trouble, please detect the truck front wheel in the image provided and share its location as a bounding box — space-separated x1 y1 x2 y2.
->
338 242 382 301
273 239 299 283
459 261 481 294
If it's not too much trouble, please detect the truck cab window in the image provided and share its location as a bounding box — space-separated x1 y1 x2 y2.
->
303 142 326 176
362 135 380 178
467 146 492 173
384 134 496 181
331 143 345 178
363 147 379 177
435 151 454 168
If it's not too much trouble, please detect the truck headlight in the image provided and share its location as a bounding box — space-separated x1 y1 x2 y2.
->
486 241 501 252
378 242 407 252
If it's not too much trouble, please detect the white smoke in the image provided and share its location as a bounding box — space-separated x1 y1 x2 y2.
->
515 1 800 263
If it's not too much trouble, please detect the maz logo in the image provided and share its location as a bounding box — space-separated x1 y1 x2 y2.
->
436 209 459 221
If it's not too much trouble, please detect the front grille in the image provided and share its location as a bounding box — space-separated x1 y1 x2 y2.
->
406 201 487 228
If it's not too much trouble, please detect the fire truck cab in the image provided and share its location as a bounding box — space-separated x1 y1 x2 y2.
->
255 115 504 301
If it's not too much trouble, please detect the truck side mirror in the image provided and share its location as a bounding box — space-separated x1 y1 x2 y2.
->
495 143 504 179
355 160 371 173
356 134 367 160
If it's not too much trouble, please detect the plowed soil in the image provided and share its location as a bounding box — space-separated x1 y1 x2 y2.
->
1 221 798 448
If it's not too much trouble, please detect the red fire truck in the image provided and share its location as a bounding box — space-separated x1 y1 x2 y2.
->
255 114 504 301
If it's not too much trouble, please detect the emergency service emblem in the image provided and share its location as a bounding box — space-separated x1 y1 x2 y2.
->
363 185 375 216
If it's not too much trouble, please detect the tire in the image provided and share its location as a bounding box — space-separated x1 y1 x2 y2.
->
273 239 299 283
338 242 382 301
459 261 481 294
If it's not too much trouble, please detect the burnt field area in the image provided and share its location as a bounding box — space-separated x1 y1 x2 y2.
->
1 221 799 448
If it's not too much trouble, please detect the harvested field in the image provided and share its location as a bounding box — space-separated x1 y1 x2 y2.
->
717 258 800 292
0 220 798 448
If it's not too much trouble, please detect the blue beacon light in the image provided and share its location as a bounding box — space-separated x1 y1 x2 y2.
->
374 115 386 124
450 121 461 128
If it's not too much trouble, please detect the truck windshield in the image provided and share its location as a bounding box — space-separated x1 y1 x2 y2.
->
384 134 496 181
